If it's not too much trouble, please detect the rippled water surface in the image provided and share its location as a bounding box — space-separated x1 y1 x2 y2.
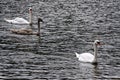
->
0 0 120 80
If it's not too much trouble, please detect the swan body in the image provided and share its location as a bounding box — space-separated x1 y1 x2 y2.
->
75 40 101 64
4 7 32 25
10 18 43 36
10 28 33 34
75 52 94 63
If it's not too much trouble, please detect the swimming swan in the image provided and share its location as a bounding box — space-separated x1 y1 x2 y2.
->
4 7 32 25
75 40 101 64
10 18 43 36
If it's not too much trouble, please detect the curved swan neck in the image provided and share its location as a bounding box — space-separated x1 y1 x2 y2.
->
29 8 32 24
37 19 40 36
37 18 43 36
93 43 98 62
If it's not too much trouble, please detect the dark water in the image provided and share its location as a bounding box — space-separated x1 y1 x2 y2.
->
0 0 120 80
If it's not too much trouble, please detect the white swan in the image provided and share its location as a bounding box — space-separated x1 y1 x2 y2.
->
75 40 101 64
4 7 32 25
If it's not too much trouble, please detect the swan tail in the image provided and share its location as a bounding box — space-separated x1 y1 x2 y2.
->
4 18 8 22
4 18 12 23
75 52 80 58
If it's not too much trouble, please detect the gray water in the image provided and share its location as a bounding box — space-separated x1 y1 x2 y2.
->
0 0 120 80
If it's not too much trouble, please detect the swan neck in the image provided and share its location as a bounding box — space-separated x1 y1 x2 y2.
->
29 9 32 24
37 20 40 36
93 43 97 62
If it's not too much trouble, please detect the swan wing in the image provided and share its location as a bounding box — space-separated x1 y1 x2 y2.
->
75 52 94 63
14 17 29 24
4 18 18 24
4 17 29 24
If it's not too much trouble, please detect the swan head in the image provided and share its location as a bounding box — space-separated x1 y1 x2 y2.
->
94 40 101 46
38 18 44 23
29 7 32 12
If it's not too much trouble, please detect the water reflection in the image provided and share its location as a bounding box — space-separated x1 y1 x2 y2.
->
77 62 96 79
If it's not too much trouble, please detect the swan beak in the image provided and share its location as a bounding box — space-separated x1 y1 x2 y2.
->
97 42 101 45
97 42 104 46
41 19 44 23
